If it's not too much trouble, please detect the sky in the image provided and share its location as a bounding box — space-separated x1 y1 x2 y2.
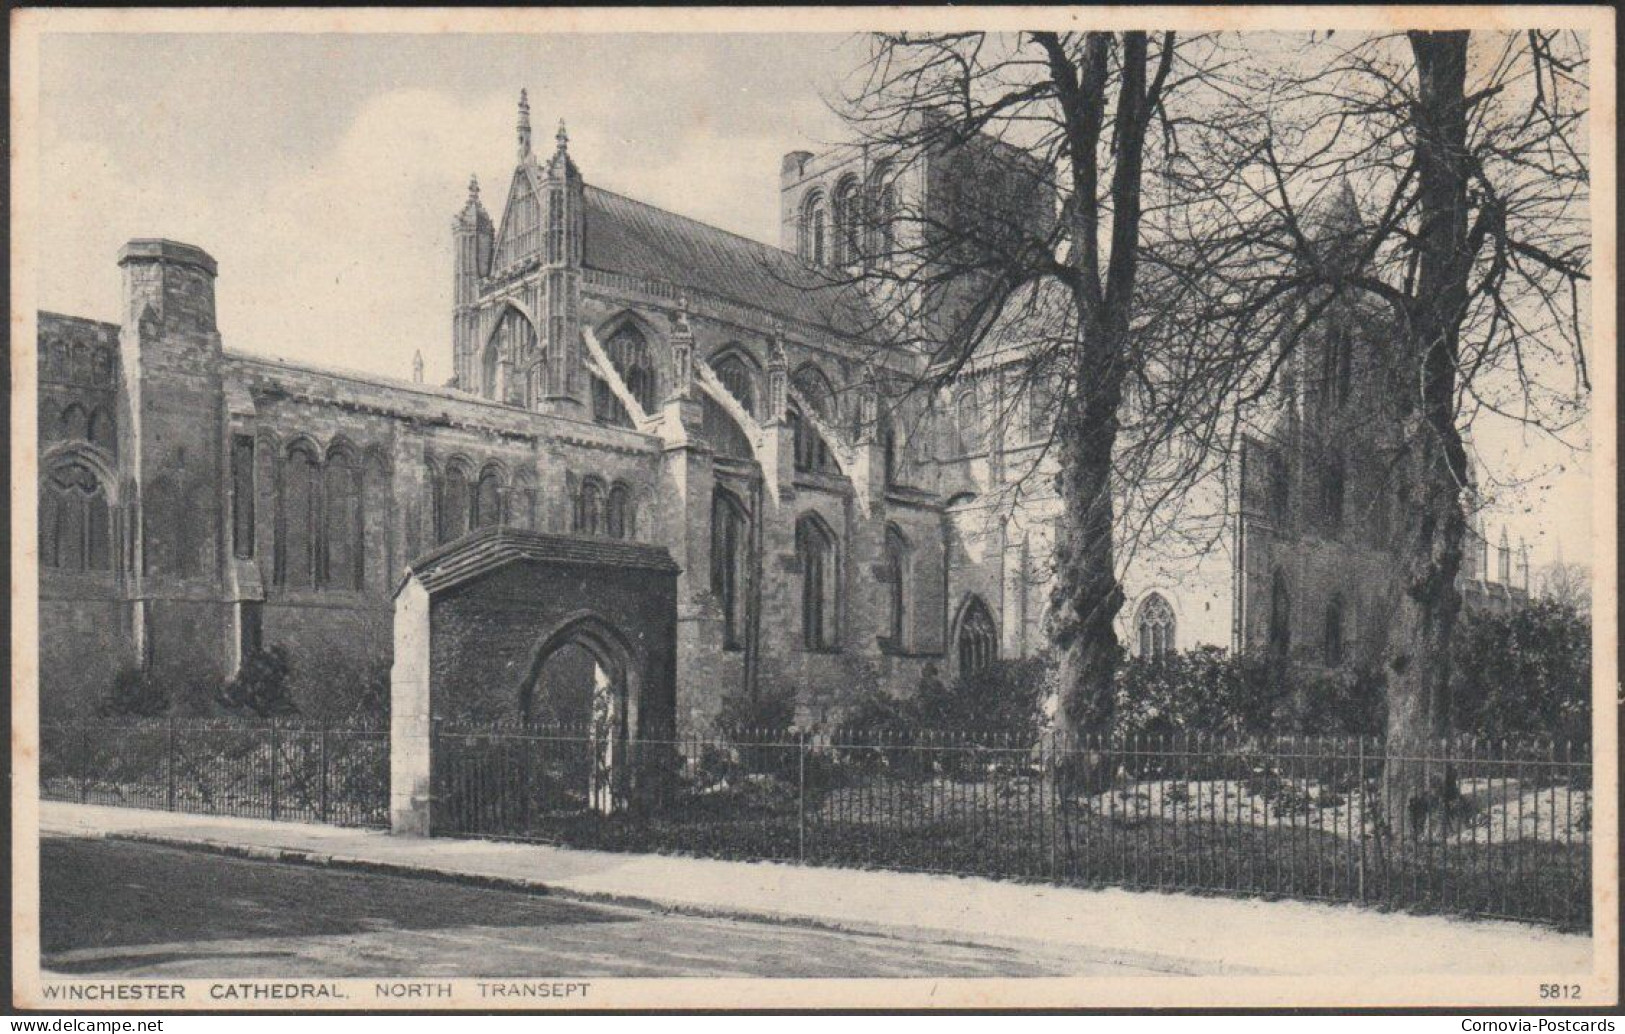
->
32 31 1596 572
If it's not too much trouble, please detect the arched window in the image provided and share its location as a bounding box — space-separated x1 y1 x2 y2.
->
1136 593 1177 659
1320 451 1345 531
711 351 757 417
796 514 838 651
956 595 999 675
508 476 539 530
322 448 363 590
882 524 910 646
59 403 89 442
39 461 111 572
278 442 321 588
88 408 115 451
606 482 633 540
832 175 860 267
1324 328 1352 406
1324 597 1345 667
880 415 899 487
1269 568 1291 655
955 383 981 455
604 324 657 416
575 477 604 535
800 190 827 266
70 343 91 384
1267 449 1290 528
486 307 539 404
791 364 838 473
711 489 750 651
473 467 504 529
865 163 897 265
438 463 471 544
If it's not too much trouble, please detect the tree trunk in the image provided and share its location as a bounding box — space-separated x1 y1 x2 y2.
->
1383 31 1473 836
1051 315 1128 738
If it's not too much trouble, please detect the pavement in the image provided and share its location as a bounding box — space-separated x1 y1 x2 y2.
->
39 801 1595 977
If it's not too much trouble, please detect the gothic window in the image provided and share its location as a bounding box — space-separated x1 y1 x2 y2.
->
711 351 757 417
832 175 861 267
322 447 363 591
882 524 910 646
1324 596 1345 667
800 189 827 267
277 442 321 589
956 595 999 675
791 364 838 473
438 463 471 544
955 383 981 455
1136 593 1176 659
603 324 656 416
1269 568 1291 656
231 435 255 559
89 408 115 451
60 403 89 442
796 513 838 651
574 477 604 535
711 489 750 651
1267 448 1290 528
39 461 111 572
592 376 632 427
473 467 504 529
880 416 899 487
606 482 633 540
1319 451 1345 532
70 343 91 384
1027 375 1055 444
865 163 896 265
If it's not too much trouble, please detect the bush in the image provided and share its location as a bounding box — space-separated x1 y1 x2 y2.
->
914 658 1050 746
96 666 169 718
1113 647 1285 737
217 645 300 718
1452 600 1591 742
715 683 797 740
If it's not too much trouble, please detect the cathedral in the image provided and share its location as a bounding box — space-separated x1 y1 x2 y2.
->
35 93 1530 729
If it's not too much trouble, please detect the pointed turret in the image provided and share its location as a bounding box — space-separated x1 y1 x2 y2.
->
412 349 425 384
1304 177 1364 273
452 172 495 389
517 89 532 161
1497 526 1512 584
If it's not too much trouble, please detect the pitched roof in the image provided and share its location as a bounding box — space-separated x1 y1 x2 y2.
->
581 186 874 338
403 525 681 596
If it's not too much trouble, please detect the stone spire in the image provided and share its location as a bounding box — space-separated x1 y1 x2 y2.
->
1497 526 1512 584
556 118 569 154
412 349 424 384
517 89 532 161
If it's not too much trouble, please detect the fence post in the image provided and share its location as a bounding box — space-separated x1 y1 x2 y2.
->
80 723 91 804
797 731 808 864
166 715 177 812
319 724 330 824
1356 735 1367 903
270 718 281 822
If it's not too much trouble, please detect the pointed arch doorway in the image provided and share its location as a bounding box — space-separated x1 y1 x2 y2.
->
521 614 638 814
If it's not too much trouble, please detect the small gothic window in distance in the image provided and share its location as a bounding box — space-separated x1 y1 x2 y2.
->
1136 593 1176 659
956 595 998 675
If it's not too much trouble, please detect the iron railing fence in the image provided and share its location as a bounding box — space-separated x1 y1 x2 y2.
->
433 724 1592 929
40 718 390 828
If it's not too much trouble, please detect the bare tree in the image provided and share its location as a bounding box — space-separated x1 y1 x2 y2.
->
829 31 1254 734
1187 30 1591 824
1538 561 1592 614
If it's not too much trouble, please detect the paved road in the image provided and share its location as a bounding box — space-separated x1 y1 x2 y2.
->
41 836 1132 978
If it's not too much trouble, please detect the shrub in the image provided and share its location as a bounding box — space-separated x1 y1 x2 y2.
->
217 645 300 718
715 683 797 740
96 665 169 718
1452 600 1591 742
914 658 1050 746
1113 647 1286 737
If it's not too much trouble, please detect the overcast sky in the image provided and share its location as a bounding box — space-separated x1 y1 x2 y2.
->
33 31 1593 571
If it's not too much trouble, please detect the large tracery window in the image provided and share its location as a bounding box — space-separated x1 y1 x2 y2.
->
796 514 839 651
956 595 999 675
790 364 839 474
485 307 540 404
1136 593 1176 659
39 461 112 572
711 351 758 417
711 489 750 651
603 324 657 417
